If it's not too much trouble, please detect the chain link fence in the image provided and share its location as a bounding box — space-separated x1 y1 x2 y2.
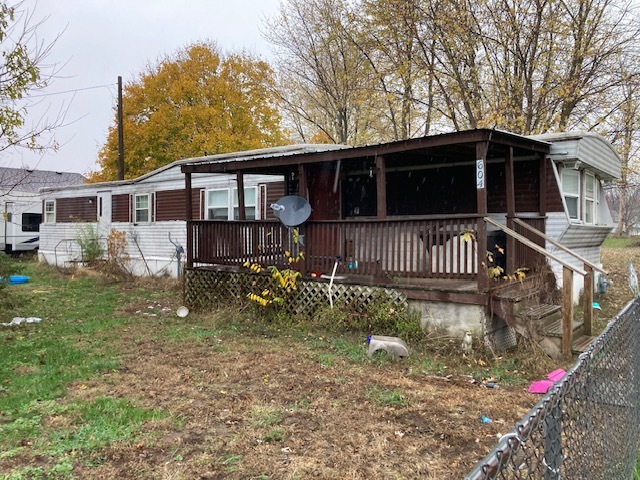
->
466 299 640 479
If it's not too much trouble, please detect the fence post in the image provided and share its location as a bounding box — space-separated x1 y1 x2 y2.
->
562 266 574 357
583 264 593 336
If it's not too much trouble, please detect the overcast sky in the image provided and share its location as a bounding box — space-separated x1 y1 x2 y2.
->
8 0 280 176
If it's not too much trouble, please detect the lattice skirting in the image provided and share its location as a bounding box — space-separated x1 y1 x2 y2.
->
184 269 408 318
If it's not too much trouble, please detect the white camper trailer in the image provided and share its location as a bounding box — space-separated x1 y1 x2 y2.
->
0 168 85 253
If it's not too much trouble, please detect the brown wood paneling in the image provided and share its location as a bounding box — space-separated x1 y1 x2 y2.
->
264 181 285 220
56 196 97 222
546 161 564 212
112 194 130 222
193 188 203 220
156 189 186 221
514 159 539 212
308 163 340 220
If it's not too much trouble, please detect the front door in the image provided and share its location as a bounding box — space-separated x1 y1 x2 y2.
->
97 191 112 239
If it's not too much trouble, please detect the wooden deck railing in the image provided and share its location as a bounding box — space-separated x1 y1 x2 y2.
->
188 215 482 280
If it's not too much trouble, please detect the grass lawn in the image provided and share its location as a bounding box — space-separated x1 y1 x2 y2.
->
0 246 636 479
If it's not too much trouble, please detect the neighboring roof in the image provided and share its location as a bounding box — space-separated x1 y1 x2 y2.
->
0 167 85 193
41 143 348 193
528 131 621 180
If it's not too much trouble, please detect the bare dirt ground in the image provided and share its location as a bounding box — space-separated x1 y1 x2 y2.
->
66 303 539 479
10 244 637 479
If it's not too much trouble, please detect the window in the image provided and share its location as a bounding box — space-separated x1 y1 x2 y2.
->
562 169 580 220
22 213 42 232
134 194 150 223
206 189 229 220
206 187 258 220
233 187 256 220
44 201 55 223
584 172 596 224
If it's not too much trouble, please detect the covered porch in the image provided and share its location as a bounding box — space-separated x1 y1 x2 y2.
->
182 129 552 296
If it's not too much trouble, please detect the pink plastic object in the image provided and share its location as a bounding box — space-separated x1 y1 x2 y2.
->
546 369 566 382
528 380 554 394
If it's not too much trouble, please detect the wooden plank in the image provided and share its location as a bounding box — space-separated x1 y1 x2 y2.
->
236 172 245 221
476 142 489 292
185 173 193 268
562 266 574 357
402 289 486 305
505 147 515 274
583 265 593 336
376 155 387 219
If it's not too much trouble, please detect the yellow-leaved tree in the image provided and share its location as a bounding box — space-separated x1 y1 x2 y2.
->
88 42 286 181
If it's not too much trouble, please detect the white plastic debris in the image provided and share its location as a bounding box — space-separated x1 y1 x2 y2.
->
366 335 409 357
2 317 42 326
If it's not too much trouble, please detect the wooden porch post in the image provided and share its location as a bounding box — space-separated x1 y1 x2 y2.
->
539 153 547 217
505 146 515 274
376 155 387 218
236 172 246 220
185 172 193 269
298 164 308 199
476 142 489 292
583 265 593 336
562 266 574 357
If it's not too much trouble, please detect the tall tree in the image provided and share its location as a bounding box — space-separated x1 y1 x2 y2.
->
0 1 63 158
603 64 640 234
265 0 380 145
268 0 640 138
89 42 285 182
353 0 434 140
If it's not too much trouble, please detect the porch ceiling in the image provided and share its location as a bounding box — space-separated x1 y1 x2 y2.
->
181 129 551 175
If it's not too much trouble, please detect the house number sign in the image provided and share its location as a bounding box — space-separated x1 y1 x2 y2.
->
476 159 485 189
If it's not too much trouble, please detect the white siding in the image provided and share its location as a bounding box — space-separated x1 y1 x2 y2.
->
39 221 187 277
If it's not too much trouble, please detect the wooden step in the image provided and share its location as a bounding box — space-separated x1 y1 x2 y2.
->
521 303 561 321
542 317 584 338
572 335 596 354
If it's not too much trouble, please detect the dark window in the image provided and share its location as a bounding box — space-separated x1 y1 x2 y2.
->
22 213 42 232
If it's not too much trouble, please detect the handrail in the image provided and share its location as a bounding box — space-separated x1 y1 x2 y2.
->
484 217 587 276
513 218 607 275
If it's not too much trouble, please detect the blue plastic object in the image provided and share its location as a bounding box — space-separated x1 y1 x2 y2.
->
7 275 28 285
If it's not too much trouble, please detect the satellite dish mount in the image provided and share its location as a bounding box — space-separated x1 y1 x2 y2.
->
270 195 311 255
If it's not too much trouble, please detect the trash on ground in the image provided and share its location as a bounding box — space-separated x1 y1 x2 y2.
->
546 368 566 382
1 275 29 285
2 317 42 326
528 368 567 394
592 302 601 310
176 306 189 318
366 335 409 357
481 416 493 423
528 379 554 394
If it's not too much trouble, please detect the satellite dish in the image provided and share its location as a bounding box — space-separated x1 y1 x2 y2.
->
270 195 312 227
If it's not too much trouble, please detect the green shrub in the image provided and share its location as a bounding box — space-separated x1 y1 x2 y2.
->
75 223 104 262
312 293 423 341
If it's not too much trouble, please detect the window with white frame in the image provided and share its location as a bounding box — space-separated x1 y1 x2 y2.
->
134 193 150 223
584 172 596 224
206 189 230 220
44 200 55 223
206 187 258 220
562 169 580 220
233 187 256 220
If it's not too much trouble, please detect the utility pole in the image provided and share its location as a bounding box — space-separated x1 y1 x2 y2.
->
117 76 125 181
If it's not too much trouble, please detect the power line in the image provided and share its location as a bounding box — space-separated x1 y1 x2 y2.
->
26 83 116 98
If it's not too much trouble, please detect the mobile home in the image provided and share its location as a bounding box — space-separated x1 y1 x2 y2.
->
0 168 85 253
